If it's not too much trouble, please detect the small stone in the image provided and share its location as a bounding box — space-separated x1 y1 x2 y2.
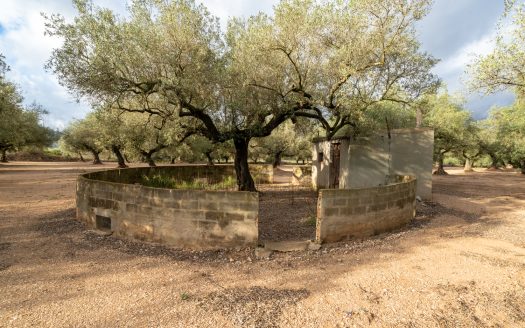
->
255 247 273 259
307 241 322 251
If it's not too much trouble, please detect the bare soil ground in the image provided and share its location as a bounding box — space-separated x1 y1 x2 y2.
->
1 162 525 327
259 167 317 242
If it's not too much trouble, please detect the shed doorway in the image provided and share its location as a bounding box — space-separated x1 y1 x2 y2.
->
329 142 341 189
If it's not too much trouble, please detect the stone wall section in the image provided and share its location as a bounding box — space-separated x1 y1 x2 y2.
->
77 170 258 249
316 176 416 243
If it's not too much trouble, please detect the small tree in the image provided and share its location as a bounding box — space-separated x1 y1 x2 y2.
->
121 112 189 167
488 103 525 173
0 55 54 161
423 91 473 175
60 116 105 164
457 124 482 172
92 108 130 168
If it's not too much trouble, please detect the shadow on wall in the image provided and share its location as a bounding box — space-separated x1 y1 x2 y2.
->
316 175 417 243
312 128 433 201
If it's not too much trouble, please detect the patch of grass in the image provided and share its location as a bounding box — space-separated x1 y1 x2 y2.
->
140 174 237 191
180 292 190 301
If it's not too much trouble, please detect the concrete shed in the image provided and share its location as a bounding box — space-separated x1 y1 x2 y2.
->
312 128 434 200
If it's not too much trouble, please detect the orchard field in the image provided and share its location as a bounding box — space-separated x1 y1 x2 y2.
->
1 162 524 327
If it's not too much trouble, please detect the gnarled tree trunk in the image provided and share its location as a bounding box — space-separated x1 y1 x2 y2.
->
233 137 256 191
1 148 8 163
143 153 156 167
91 150 103 165
205 151 214 166
140 144 166 167
433 152 448 175
488 153 501 170
111 145 128 168
77 152 85 162
272 151 283 168
464 158 473 172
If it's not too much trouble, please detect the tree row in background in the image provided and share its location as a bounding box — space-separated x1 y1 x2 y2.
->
59 106 315 167
0 54 57 162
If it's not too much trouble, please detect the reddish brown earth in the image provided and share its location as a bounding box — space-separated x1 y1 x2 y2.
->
1 162 525 327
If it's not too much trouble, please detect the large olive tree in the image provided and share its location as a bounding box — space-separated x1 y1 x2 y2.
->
45 0 438 191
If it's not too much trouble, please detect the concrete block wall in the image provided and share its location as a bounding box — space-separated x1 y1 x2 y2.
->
77 167 259 249
316 175 416 243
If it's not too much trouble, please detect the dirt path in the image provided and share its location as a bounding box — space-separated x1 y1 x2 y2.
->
1 162 525 327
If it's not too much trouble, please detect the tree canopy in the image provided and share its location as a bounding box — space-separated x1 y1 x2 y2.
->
422 91 474 175
469 1 525 98
46 0 439 190
0 54 55 162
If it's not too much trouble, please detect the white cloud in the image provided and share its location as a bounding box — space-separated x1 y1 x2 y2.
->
0 0 278 130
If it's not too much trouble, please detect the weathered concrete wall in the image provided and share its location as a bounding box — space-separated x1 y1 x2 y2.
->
312 142 331 190
316 175 416 243
341 138 390 189
77 167 258 249
390 129 434 200
312 128 433 200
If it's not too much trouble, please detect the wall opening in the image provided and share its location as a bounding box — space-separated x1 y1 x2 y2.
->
95 215 112 231
329 142 341 189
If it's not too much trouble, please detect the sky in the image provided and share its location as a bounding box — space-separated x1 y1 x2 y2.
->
0 0 515 129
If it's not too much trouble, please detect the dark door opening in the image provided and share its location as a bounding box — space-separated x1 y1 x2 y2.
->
95 215 112 231
329 142 341 189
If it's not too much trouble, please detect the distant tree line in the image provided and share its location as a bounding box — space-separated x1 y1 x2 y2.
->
0 54 57 162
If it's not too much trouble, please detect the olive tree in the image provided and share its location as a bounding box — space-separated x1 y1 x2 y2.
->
120 112 187 167
423 92 474 175
469 1 525 98
488 103 525 173
45 0 438 191
0 55 54 162
60 115 105 164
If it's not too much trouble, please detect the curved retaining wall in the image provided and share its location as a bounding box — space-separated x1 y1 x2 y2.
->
316 175 416 243
76 166 259 249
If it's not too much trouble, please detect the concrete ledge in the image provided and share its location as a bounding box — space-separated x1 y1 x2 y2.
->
76 166 259 249
316 175 416 243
